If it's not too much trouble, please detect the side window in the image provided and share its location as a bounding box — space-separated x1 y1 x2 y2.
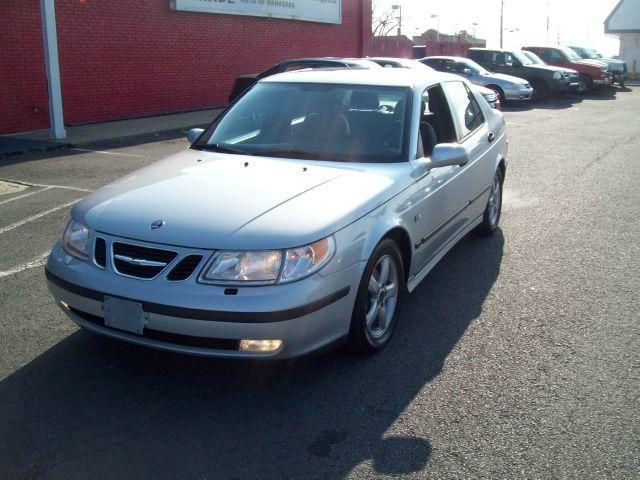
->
550 50 564 62
417 84 458 157
442 81 485 140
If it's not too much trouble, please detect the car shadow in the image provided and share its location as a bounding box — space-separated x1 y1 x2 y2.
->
0 230 504 479
502 94 583 112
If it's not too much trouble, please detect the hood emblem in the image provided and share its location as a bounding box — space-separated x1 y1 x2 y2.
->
150 220 165 230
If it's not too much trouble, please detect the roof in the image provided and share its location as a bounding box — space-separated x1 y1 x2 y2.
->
421 56 467 62
605 0 640 33
260 67 453 88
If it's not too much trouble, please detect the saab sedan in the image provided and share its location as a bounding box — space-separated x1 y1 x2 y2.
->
46 69 507 359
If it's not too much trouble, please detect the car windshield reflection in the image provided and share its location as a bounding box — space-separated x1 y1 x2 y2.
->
195 83 411 163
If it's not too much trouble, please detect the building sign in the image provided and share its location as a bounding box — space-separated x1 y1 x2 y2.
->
170 0 342 24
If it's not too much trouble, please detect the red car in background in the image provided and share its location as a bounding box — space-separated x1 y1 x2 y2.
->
522 46 612 93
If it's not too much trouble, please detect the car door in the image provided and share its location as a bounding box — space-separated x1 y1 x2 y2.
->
408 83 472 275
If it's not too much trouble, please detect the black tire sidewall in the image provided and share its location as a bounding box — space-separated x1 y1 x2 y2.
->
348 239 405 354
477 169 503 235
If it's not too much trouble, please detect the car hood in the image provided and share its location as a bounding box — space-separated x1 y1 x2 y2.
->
74 149 412 250
525 64 565 74
483 72 529 85
574 59 608 68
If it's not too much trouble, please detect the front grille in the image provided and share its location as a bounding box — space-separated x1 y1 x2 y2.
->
167 255 203 281
112 242 177 279
69 307 239 350
94 237 107 268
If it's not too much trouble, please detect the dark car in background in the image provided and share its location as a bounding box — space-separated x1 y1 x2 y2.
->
522 46 612 93
466 48 570 100
521 50 583 93
228 58 381 103
568 46 627 87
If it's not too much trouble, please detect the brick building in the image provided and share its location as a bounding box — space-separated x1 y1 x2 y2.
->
0 0 372 136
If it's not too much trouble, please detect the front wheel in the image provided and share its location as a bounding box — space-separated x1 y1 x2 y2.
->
476 169 503 236
579 74 593 93
347 239 405 355
531 79 548 102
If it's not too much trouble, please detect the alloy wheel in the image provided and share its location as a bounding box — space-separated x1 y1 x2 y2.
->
365 255 399 339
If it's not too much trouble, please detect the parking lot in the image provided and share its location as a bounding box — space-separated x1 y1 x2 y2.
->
1 88 638 478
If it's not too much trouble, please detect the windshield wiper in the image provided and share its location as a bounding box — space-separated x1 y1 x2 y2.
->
197 143 248 155
257 149 332 160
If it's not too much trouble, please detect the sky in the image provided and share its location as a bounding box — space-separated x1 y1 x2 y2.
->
374 0 621 57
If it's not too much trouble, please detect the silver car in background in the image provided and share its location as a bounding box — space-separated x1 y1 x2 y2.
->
420 56 533 103
46 69 507 359
371 56 501 109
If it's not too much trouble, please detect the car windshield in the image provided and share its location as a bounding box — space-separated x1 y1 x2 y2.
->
194 82 410 163
510 50 533 65
571 47 598 59
559 46 581 61
461 58 488 75
522 51 545 65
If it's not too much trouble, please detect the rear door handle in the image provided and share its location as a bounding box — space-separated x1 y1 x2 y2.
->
487 131 495 143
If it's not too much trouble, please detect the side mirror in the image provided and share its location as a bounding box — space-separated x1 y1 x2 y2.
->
187 128 204 145
412 144 469 178
427 144 469 168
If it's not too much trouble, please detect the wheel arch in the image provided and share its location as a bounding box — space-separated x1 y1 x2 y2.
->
381 227 412 282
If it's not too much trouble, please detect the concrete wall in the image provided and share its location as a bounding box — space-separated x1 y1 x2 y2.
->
620 33 640 78
1 0 372 135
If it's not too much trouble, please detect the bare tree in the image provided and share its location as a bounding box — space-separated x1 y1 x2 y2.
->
372 0 400 37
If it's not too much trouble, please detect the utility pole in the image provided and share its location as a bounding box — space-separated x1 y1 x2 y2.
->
500 0 504 48
546 0 550 44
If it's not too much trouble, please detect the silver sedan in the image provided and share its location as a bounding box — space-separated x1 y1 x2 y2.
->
46 69 507 359
421 56 533 102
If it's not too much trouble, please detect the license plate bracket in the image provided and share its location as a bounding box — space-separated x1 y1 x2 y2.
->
103 296 148 335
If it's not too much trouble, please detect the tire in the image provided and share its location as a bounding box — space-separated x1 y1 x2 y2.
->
619 79 625 88
579 74 593 93
347 239 405 355
476 168 503 236
487 85 506 104
531 78 548 102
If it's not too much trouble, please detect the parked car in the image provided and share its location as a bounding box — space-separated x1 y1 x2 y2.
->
371 56 500 109
520 50 583 93
228 57 381 103
466 47 571 100
46 68 507 359
369 57 434 71
568 45 627 87
420 55 532 103
522 46 612 93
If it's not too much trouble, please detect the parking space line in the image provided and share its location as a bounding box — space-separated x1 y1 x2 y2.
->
0 178 92 193
0 252 49 278
0 186 53 206
0 199 81 235
71 147 144 158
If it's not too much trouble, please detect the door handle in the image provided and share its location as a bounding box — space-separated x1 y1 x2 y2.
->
487 131 495 143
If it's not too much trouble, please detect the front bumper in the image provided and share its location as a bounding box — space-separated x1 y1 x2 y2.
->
46 241 362 359
594 75 613 86
503 86 533 101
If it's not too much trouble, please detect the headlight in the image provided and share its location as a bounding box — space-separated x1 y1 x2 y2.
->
201 236 335 285
202 250 282 284
61 219 90 260
553 72 562 80
280 237 335 283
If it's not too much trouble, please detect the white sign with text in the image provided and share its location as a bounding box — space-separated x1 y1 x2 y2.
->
171 0 342 24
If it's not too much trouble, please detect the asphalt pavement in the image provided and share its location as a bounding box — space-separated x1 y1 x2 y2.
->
0 88 638 479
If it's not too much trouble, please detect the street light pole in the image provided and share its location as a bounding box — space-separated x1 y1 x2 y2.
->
391 4 402 36
500 0 504 48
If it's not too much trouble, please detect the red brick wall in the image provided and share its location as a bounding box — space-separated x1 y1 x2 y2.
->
0 0 50 134
1 0 372 134
371 36 413 58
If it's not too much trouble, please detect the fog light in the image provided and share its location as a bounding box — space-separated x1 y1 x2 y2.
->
239 339 283 352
